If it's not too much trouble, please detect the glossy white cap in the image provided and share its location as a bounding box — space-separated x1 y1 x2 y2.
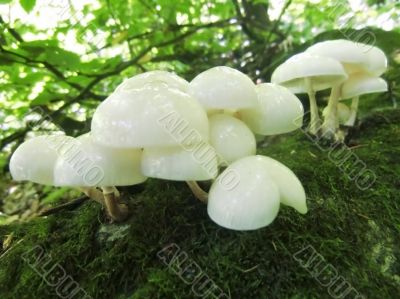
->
115 70 189 93
209 114 256 165
306 39 387 76
10 135 74 185
271 52 348 93
239 83 304 135
341 74 388 99
207 156 281 230
189 66 258 109
255 156 307 214
141 144 218 181
54 134 146 187
91 82 209 148
364 46 388 76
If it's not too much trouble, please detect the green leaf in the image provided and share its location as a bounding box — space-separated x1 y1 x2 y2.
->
19 40 58 55
19 0 36 13
30 91 55 106
39 47 81 69
0 0 13 4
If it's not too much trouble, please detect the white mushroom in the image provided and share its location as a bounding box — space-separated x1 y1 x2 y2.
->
54 134 147 221
207 156 280 230
207 155 307 230
306 39 387 76
9 135 105 204
209 114 256 166
306 40 388 136
10 135 69 185
271 52 347 135
189 66 258 110
239 83 304 135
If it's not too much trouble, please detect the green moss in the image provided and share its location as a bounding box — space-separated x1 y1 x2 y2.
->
1 108 399 299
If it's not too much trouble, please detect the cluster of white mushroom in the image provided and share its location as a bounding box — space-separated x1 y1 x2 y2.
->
272 39 388 139
10 67 307 230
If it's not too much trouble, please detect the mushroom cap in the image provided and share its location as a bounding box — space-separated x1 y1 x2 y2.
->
239 83 304 135
115 70 189 93
364 46 388 76
91 82 209 148
189 66 258 109
255 156 307 214
54 134 146 187
10 135 74 185
209 114 256 165
207 155 280 230
341 74 388 99
141 144 218 181
271 52 348 93
306 39 387 76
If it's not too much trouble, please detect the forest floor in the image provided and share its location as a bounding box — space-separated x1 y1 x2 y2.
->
0 94 399 299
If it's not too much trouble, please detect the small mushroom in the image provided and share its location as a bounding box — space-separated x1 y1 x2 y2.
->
209 114 256 166
207 156 280 230
271 52 348 135
189 66 258 110
238 83 304 135
54 134 147 221
340 74 388 126
207 155 307 230
306 39 387 76
9 135 105 204
91 81 209 148
305 40 388 137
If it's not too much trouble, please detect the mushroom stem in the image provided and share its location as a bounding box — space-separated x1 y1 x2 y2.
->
111 186 120 199
345 96 359 127
79 187 105 205
101 186 129 222
304 77 320 135
322 84 341 139
186 181 208 204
